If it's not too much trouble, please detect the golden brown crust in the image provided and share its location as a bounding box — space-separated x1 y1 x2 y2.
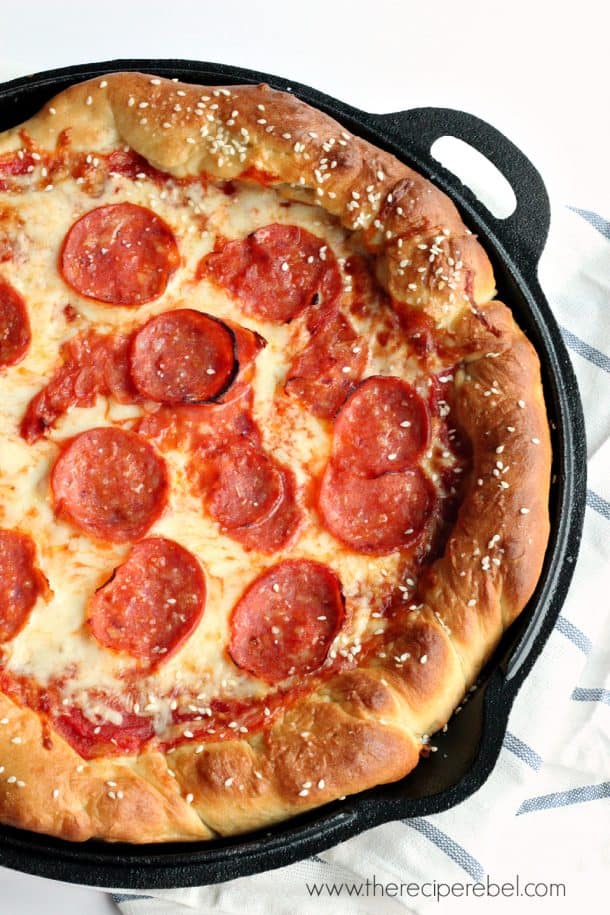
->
420 302 552 684
0 695 211 842
0 72 551 842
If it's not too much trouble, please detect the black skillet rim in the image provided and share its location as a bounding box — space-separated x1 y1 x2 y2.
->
0 59 586 888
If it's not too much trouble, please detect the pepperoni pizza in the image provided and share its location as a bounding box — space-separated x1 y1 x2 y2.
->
0 73 551 843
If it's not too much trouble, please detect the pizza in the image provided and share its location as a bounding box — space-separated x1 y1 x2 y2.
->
0 73 551 844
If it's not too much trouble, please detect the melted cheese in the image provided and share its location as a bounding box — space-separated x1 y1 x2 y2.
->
0 162 456 731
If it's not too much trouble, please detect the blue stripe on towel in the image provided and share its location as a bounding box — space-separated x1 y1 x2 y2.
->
569 206 610 241
586 489 610 521
572 687 610 705
560 326 610 374
407 818 485 880
517 782 610 815
555 615 592 655
504 731 543 770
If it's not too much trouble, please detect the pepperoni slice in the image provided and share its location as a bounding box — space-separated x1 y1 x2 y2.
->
0 150 36 178
20 330 135 442
224 320 266 382
333 376 429 477
318 463 434 554
201 223 342 322
223 464 300 554
285 311 367 418
139 385 258 453
0 277 30 368
60 203 179 306
207 443 284 529
194 439 301 554
55 703 155 759
130 309 237 404
51 427 168 543
229 559 344 682
0 530 47 642
88 537 206 667
106 149 165 185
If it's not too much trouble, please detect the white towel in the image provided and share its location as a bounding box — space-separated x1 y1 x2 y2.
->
111 201 610 914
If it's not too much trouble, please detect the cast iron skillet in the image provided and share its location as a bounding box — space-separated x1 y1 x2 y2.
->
0 59 586 888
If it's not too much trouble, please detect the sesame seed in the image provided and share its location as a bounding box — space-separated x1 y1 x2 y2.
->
186 793 194 804
467 599 476 607
52 788 59 799
520 507 530 514
298 788 309 797
224 777 234 788
10 737 22 745
7 776 16 784
531 437 540 445
518 400 526 408
420 654 428 664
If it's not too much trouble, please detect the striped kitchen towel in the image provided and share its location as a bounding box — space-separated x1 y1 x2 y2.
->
113 202 609 915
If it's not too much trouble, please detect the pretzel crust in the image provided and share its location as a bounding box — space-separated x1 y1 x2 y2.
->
0 73 551 842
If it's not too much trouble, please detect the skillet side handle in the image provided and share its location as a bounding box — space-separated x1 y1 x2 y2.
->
375 107 551 274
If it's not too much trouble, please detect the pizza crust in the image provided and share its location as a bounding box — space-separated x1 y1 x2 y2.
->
0 72 551 842
0 694 210 841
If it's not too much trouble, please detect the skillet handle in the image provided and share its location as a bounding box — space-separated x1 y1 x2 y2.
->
375 107 550 274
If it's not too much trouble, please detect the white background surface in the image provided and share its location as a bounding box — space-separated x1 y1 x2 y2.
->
0 1 607 912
